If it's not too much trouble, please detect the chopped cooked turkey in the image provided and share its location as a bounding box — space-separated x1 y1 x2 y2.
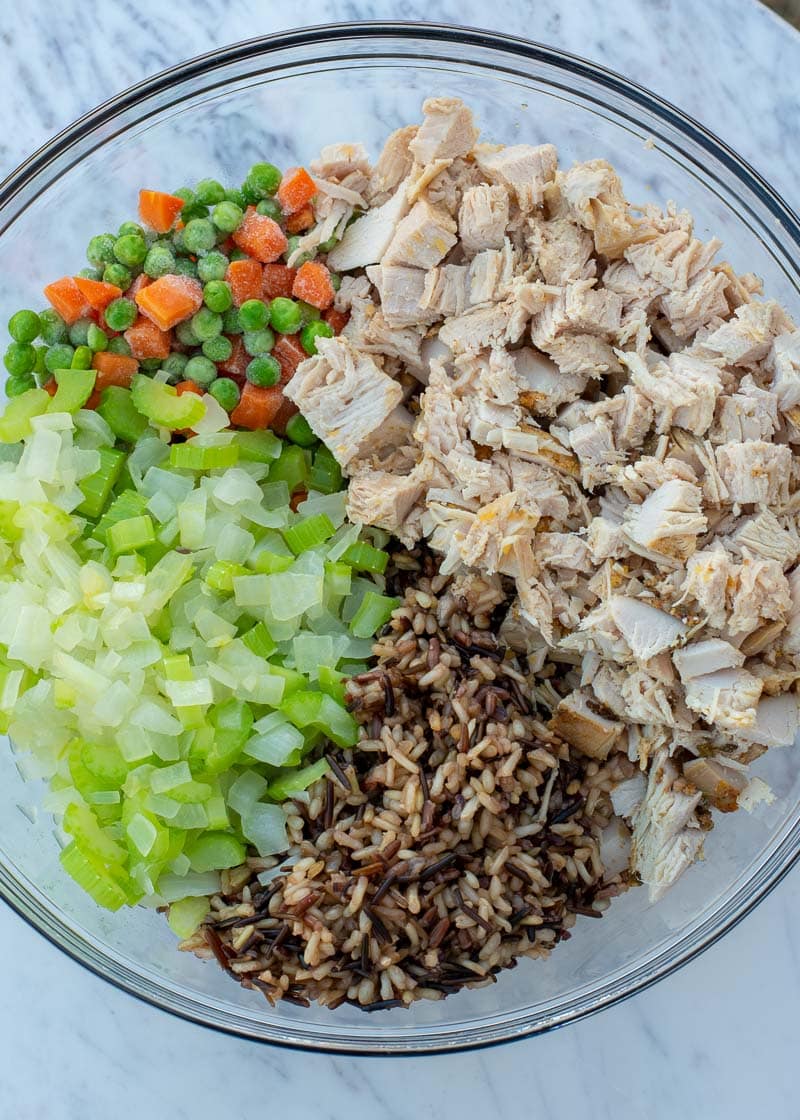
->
408 97 478 165
284 336 403 467
623 479 707 562
630 750 704 902
475 143 557 212
307 97 800 909
458 183 509 252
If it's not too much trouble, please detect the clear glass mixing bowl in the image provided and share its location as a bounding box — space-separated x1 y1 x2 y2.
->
1 23 799 1054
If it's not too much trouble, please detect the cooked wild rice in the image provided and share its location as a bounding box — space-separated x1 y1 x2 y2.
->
182 550 635 1009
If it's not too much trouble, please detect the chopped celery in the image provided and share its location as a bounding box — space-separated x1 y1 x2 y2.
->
341 540 389 574
167 895 210 938
185 832 246 873
318 665 347 705
131 374 206 430
251 551 293 574
76 447 126 519
92 488 147 544
170 440 239 471
107 514 157 555
309 444 342 494
240 621 277 659
266 757 330 802
281 690 359 748
282 513 336 555
233 429 282 462
350 591 401 639
324 560 352 597
97 386 149 444
0 388 50 443
59 841 137 911
268 444 309 492
204 560 249 592
47 367 97 414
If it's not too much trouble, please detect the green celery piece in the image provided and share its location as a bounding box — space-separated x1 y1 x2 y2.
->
267 444 309 492
0 388 49 443
341 540 388 574
185 832 246 873
191 699 253 776
251 551 293 574
350 591 401 639
282 513 335 555
204 561 249 592
131 374 206 430
91 488 147 544
308 444 342 495
167 896 210 938
48 367 96 413
318 665 346 705
266 663 306 696
241 621 277 659
59 841 138 911
63 801 127 865
234 429 282 463
108 514 156 555
0 500 21 542
170 441 239 471
97 386 149 444
281 689 359 748
76 447 126 519
266 757 330 802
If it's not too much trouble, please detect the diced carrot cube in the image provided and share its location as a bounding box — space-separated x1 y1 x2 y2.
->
272 334 307 386
92 351 140 389
230 383 285 430
138 189 185 233
126 273 152 299
292 261 334 310
217 335 249 381
43 277 90 324
175 380 203 395
135 275 203 331
277 167 316 215
124 315 172 360
231 208 288 264
286 205 314 234
43 378 58 397
226 258 263 306
323 307 349 334
262 263 296 300
73 276 123 312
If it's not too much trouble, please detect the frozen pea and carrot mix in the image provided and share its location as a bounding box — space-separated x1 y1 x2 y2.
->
0 97 797 1012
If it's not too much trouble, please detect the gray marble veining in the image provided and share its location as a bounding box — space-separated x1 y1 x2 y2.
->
1 2 799 1117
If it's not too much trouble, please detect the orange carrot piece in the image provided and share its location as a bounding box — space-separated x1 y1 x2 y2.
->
230 383 285 430
286 204 314 234
323 307 349 334
127 273 152 299
217 335 249 381
271 396 300 436
73 276 122 312
272 334 307 386
277 167 316 215
289 487 308 512
175 380 203 395
92 351 140 389
138 189 185 233
292 261 334 310
124 315 172 360
43 277 90 324
135 275 203 331
43 378 58 397
231 208 288 264
262 263 296 300
226 258 263 306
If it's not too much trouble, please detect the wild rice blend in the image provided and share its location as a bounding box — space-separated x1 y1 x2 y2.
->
184 550 635 1010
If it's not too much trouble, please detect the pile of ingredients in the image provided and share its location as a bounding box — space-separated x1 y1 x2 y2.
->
0 97 797 1012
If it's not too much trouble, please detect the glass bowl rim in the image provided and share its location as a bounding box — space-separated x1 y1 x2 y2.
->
1 20 800 1055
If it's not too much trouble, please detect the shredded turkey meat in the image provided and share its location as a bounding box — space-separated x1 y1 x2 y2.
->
291 97 800 903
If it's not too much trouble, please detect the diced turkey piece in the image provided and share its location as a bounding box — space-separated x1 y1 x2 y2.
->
697 300 785 366
684 667 763 731
467 244 515 304
563 280 623 337
672 639 744 683
626 229 721 292
284 336 403 468
709 377 778 444
365 265 435 327
610 772 647 820
608 595 687 661
438 301 518 355
498 596 544 654
738 777 776 812
549 690 625 760
586 514 627 562
623 478 707 561
569 418 624 489
366 126 416 202
715 440 791 505
475 142 558 212
728 554 791 636
421 264 471 318
417 336 453 384
612 386 654 450
514 347 588 417
382 198 457 270
599 819 633 878
625 350 722 437
350 405 416 472
458 183 509 251
659 269 730 338
546 333 623 379
682 757 747 812
726 509 799 568
681 544 734 628
530 217 595 285
733 693 799 748
310 141 371 179
534 532 592 572
560 159 641 258
326 180 410 271
768 332 800 411
408 97 478 164
620 669 677 726
630 750 704 902
346 470 425 542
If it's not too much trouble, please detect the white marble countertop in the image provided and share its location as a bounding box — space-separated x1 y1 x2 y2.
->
2 1 799 1117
